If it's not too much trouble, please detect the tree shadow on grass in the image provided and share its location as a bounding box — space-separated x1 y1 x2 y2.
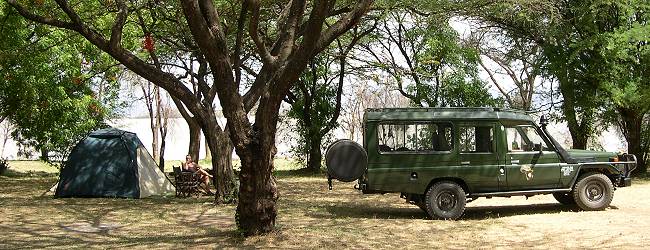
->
315 203 426 220
0 169 58 178
462 203 582 220
273 168 325 178
315 201 587 221
1 199 243 249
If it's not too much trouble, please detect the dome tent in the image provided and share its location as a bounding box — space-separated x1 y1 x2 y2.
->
54 128 174 198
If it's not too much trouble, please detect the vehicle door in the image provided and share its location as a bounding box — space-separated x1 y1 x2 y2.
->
504 124 562 190
457 122 504 193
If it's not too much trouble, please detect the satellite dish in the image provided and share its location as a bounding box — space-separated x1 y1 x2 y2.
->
325 139 367 182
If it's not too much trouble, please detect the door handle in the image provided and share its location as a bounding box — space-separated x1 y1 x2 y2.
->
461 161 470 165
511 160 520 164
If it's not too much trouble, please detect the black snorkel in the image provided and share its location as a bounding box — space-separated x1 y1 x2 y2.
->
538 115 577 164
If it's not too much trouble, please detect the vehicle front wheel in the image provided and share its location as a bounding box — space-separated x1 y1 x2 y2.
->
552 192 576 205
573 173 614 211
425 181 466 220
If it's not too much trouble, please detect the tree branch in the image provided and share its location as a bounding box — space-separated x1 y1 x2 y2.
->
478 56 514 106
8 0 206 122
5 0 76 30
274 0 306 63
246 0 275 65
232 1 250 86
109 0 128 50
315 0 374 54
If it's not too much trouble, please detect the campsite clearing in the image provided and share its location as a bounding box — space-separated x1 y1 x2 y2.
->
1 161 650 249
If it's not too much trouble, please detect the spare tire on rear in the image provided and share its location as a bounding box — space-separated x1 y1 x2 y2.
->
325 139 367 182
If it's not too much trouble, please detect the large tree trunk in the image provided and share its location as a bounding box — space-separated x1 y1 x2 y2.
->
559 77 591 150
236 125 279 236
307 135 322 172
212 132 234 202
619 108 647 175
200 111 234 203
187 118 201 161
40 149 49 162
569 130 588 150
204 140 212 160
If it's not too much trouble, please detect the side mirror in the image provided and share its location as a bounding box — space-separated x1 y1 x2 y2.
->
534 143 543 154
540 115 549 127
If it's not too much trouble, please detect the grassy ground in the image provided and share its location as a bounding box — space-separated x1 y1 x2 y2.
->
163 157 301 173
2 161 650 249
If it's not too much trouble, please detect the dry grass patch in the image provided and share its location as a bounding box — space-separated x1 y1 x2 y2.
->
1 166 650 249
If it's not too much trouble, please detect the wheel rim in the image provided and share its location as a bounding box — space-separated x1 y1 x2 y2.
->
584 181 605 202
436 191 457 211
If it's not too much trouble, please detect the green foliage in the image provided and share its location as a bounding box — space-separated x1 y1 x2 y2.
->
599 2 650 112
470 0 628 147
597 1 650 170
364 10 502 108
287 54 340 166
472 0 649 166
440 77 504 107
0 5 123 162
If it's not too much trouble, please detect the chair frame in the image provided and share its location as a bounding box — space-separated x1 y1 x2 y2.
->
173 166 202 198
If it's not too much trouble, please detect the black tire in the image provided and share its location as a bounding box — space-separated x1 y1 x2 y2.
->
572 173 614 211
425 181 466 220
552 192 576 205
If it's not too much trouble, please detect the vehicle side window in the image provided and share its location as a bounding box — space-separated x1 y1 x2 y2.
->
377 122 453 153
459 126 493 153
506 126 549 152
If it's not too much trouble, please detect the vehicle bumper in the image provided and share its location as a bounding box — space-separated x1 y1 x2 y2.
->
619 177 632 187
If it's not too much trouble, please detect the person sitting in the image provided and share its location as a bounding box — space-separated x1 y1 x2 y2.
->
182 155 214 195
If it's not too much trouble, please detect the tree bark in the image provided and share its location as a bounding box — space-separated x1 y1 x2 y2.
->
618 108 647 175
212 132 234 202
40 149 48 162
198 110 234 203
307 135 322 172
236 123 279 236
563 99 589 149
188 118 201 161
204 140 212 160
558 71 592 150
158 134 166 171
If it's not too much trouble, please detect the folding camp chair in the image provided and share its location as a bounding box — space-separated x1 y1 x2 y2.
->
172 166 201 198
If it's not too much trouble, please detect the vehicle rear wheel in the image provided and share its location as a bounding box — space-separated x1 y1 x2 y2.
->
552 192 576 205
425 181 466 220
573 173 614 211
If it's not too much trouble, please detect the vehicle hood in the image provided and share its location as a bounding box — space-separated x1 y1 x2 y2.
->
565 149 616 163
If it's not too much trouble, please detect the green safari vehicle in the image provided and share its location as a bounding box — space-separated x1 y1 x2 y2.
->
325 107 636 219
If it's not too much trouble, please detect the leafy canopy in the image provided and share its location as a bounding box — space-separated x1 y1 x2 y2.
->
0 4 123 161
